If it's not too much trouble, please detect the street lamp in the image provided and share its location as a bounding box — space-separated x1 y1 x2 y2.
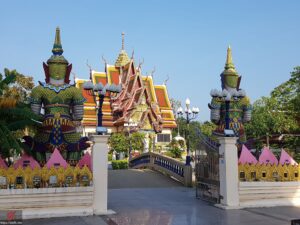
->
210 88 246 131
83 80 121 134
124 119 138 160
177 98 199 166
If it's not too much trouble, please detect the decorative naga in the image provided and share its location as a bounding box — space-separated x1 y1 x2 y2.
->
24 27 89 166
208 46 252 144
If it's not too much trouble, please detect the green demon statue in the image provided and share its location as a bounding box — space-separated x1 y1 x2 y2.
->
208 46 252 144
24 27 89 166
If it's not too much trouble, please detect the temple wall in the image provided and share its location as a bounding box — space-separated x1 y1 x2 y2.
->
217 137 300 209
0 135 112 219
239 181 300 208
0 187 94 219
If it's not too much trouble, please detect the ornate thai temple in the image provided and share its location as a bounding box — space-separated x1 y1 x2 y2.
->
76 33 177 150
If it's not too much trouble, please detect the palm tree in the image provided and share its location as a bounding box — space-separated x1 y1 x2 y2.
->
0 69 41 159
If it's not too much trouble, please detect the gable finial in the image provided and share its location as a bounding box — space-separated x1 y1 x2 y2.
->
122 32 125 50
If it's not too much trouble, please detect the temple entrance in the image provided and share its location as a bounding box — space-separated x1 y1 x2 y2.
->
195 130 220 204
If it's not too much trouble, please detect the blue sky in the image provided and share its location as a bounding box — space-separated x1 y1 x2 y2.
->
0 0 299 121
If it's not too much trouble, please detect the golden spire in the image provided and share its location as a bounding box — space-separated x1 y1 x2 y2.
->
115 32 130 67
52 27 63 55
223 45 237 75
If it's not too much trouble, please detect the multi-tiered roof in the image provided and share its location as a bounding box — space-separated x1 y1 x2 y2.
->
76 34 176 132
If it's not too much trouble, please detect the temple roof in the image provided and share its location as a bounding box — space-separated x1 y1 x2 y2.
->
76 54 176 131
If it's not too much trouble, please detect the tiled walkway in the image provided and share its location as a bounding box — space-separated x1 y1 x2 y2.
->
24 169 300 225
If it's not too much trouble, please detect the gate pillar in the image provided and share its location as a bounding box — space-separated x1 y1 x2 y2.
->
218 137 239 208
90 135 114 215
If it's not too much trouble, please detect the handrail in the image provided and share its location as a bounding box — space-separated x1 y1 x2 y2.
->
129 152 192 187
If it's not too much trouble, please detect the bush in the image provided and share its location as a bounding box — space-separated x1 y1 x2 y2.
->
111 160 128 170
108 153 112 162
169 146 182 158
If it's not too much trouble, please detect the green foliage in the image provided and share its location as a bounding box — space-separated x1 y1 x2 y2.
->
245 67 300 150
108 133 129 153
1 68 34 102
169 146 182 158
0 68 38 158
172 118 215 152
166 139 183 158
130 132 145 152
108 153 112 162
111 160 128 170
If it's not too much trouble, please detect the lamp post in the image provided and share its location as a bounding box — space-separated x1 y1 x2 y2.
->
124 119 138 160
83 81 121 135
210 88 246 132
177 98 199 166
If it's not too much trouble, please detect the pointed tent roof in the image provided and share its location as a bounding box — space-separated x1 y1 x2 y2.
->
46 148 68 169
0 157 7 169
115 32 130 67
13 153 40 169
279 149 298 165
259 147 278 165
77 152 92 171
238 145 258 165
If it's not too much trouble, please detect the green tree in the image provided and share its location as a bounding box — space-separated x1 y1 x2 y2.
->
245 67 300 149
0 68 40 158
2 68 34 102
108 133 129 153
130 132 145 152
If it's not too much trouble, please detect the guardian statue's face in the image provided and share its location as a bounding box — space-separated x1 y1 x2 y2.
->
224 74 239 89
49 63 67 80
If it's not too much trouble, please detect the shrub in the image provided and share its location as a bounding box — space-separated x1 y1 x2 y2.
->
168 146 182 158
111 160 128 170
108 153 112 162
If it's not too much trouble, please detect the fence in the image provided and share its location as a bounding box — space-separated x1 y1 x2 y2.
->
129 152 192 187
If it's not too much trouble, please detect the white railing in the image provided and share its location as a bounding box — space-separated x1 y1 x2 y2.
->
129 152 192 187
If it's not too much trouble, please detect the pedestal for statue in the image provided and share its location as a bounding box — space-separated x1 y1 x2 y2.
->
90 135 115 215
217 136 239 209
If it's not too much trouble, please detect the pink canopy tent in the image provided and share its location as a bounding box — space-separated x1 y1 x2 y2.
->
259 147 278 165
279 149 298 166
13 153 40 169
0 156 7 169
238 145 258 165
77 152 92 171
46 148 68 169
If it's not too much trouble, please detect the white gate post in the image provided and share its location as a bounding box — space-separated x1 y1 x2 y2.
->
90 135 112 215
217 136 239 209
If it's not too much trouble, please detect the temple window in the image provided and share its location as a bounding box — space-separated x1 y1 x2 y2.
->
262 171 266 178
157 134 171 142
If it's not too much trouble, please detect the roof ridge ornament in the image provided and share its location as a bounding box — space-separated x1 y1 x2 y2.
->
122 32 125 50
115 32 130 67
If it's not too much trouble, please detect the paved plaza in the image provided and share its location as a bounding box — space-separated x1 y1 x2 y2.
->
24 169 300 225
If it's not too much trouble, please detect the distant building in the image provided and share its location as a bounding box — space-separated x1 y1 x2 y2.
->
76 34 176 151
